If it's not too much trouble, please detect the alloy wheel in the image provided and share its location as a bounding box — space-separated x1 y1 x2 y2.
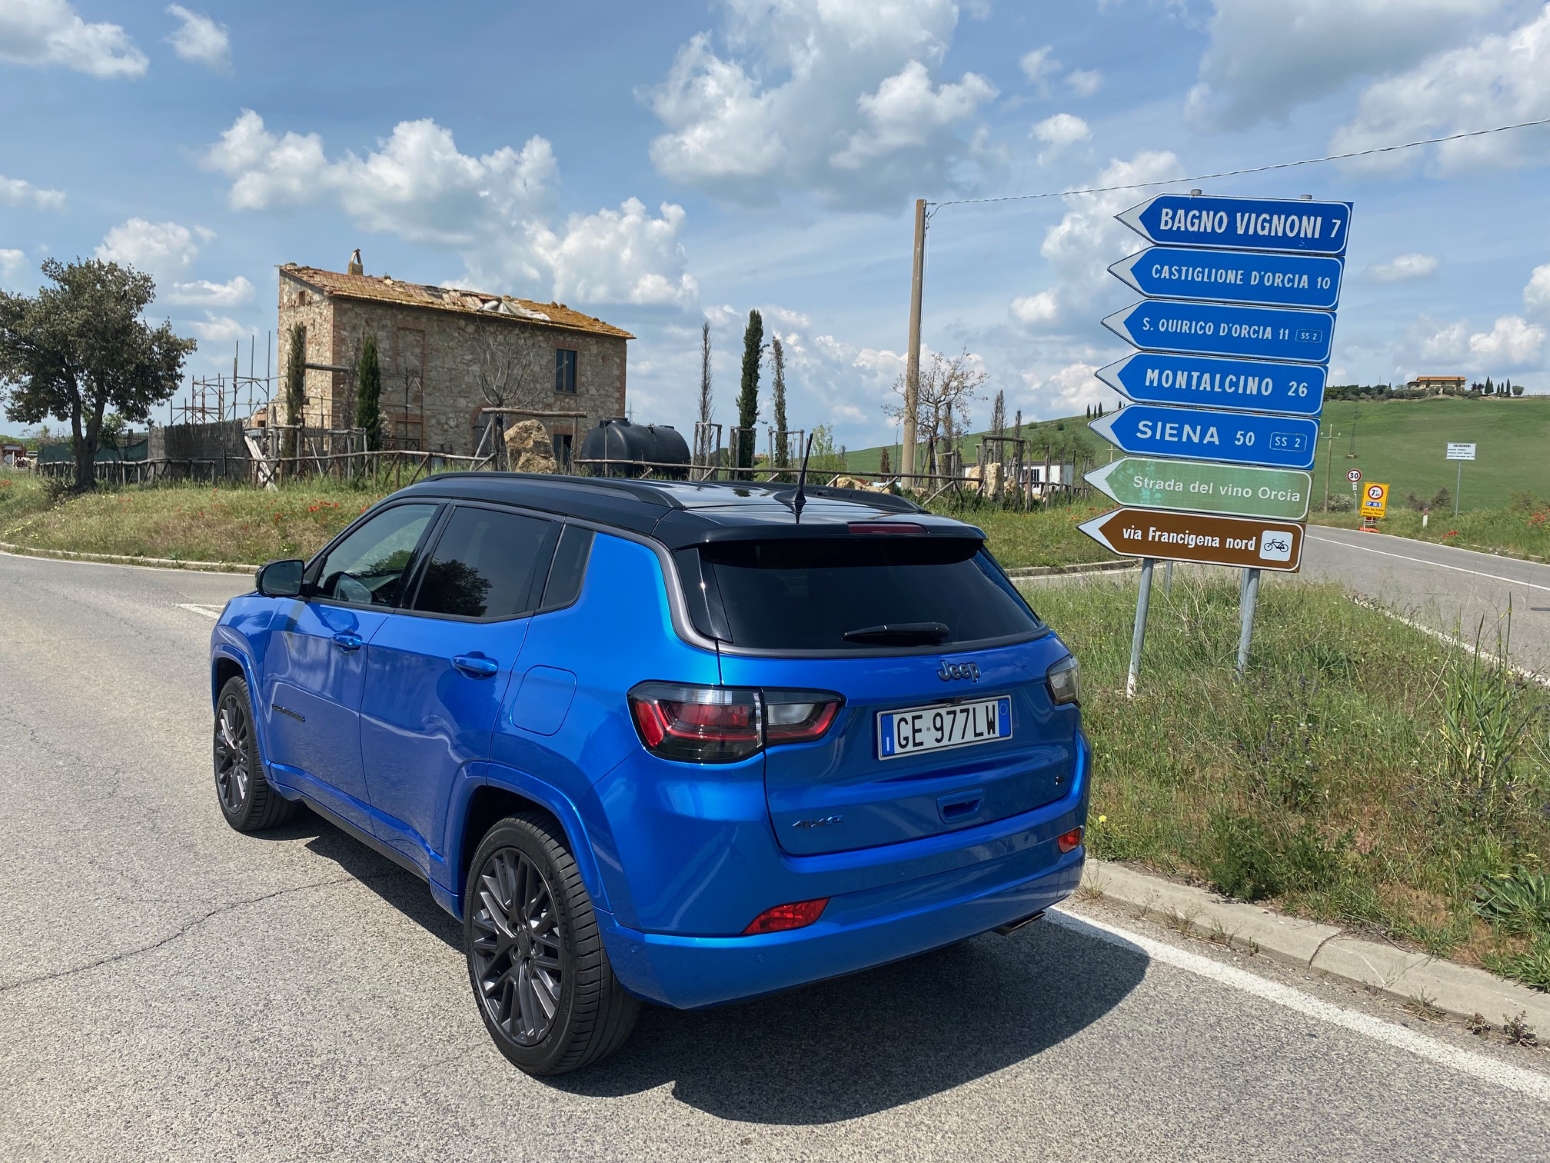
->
470 848 564 1046
214 693 251 813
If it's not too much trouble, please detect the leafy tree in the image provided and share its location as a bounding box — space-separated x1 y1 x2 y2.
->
1514 382 1525 397
771 335 789 470
282 323 306 466
356 333 382 451
696 320 714 465
0 258 194 491
737 309 762 472
879 446 891 476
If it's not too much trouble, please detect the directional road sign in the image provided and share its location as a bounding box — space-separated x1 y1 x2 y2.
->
1079 507 1304 571
1117 195 1352 256
1086 457 1312 521
1089 404 1319 470
1095 352 1324 417
1103 300 1335 363
1108 246 1343 311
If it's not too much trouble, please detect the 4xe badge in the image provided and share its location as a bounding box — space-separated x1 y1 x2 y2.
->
938 661 980 682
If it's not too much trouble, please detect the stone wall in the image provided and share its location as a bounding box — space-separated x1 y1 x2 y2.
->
277 274 627 456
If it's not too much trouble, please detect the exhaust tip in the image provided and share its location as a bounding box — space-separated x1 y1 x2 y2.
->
993 909 1045 936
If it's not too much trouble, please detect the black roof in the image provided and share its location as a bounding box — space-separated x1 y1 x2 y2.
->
393 473 986 549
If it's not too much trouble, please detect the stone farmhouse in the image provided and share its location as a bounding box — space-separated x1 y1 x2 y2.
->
275 258 633 465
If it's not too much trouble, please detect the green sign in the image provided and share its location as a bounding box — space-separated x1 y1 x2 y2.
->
1085 456 1311 520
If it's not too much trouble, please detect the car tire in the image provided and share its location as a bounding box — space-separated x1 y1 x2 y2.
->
465 812 641 1076
213 674 297 832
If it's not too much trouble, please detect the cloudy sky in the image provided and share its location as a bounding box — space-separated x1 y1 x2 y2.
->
4 0 1550 445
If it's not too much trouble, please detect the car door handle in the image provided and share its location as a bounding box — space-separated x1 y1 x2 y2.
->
332 632 364 652
452 654 500 678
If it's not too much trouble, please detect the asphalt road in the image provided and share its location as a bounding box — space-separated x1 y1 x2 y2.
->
4 549 1550 1161
1303 524 1550 672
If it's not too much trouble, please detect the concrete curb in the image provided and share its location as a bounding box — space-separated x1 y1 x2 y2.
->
0 540 257 575
1005 559 1137 579
1082 858 1550 1030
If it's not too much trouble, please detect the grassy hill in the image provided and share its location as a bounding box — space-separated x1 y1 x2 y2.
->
1312 396 1550 512
850 396 1550 512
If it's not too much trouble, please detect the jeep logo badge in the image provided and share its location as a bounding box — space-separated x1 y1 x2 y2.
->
937 661 980 682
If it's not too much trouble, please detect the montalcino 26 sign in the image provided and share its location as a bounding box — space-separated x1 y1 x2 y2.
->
1102 299 1335 363
1088 404 1319 470
1108 246 1343 310
1116 195 1352 255
1095 352 1324 416
1077 508 1305 572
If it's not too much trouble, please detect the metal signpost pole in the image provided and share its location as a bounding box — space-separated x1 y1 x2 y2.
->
1236 568 1261 678
1127 559 1156 700
1455 460 1462 517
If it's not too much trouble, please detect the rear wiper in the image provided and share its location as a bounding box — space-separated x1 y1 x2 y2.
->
842 622 950 645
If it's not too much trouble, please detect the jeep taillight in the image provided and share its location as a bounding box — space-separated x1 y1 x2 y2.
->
628 683 843 763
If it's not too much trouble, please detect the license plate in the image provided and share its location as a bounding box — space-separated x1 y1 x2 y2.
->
877 696 1012 760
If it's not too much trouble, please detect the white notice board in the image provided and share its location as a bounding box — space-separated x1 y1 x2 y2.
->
1446 443 1477 461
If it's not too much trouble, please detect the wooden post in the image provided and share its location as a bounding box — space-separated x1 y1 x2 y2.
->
902 198 926 487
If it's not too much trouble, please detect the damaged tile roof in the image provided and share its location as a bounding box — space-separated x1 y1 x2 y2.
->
280 265 634 340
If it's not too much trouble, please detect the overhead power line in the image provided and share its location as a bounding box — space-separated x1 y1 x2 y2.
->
928 115 1550 214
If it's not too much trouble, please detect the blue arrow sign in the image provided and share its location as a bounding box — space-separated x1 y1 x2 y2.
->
1117 195 1352 256
1109 247 1343 310
1103 300 1334 363
1095 353 1325 417
1090 405 1319 470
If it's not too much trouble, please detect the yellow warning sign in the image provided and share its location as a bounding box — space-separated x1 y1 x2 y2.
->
1361 482 1389 519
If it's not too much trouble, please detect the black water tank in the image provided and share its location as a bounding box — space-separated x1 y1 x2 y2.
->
579 417 691 479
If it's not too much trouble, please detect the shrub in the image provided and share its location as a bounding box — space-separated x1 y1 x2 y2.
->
1205 807 1350 902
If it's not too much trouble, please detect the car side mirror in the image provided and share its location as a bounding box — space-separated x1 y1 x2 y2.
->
256 558 306 598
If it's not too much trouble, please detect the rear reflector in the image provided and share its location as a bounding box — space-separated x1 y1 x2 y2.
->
742 898 829 935
1056 826 1084 854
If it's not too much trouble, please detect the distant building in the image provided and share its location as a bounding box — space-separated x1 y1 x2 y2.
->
1 442 25 466
275 260 634 464
1405 375 1467 395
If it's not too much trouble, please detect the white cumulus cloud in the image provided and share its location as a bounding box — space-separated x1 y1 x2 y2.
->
96 218 210 280
1066 68 1102 97
187 313 255 343
1186 0 1503 131
0 0 147 77
202 110 697 308
1032 112 1091 163
1367 253 1439 282
1331 5 1550 174
645 0 996 205
164 276 254 308
1020 45 1061 95
1024 362 1106 413
1010 150 1184 330
1469 315 1546 366
0 173 65 210
166 5 229 71
0 247 29 286
1526 264 1550 314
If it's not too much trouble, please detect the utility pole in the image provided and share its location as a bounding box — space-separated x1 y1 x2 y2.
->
903 198 926 485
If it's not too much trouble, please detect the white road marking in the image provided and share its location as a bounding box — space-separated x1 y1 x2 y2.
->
1049 907 1550 1104
176 603 223 620
1305 532 1550 593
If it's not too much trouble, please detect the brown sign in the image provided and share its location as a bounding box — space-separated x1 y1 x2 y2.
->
1078 507 1304 571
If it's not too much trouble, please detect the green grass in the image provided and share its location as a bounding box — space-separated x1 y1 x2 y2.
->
927 494 1120 568
1313 498 1550 561
0 476 387 564
1034 571 1550 980
848 415 1106 476
1312 396 1550 513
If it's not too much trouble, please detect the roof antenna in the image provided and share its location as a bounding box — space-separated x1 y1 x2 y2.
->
792 433 815 523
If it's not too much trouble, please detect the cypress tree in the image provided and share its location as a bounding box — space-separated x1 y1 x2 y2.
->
282 323 306 466
737 310 763 472
356 333 382 451
771 335 788 470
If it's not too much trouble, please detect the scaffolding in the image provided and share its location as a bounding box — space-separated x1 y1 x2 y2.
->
169 334 274 427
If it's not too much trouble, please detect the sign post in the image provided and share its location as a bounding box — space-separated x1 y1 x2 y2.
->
1446 442 1475 516
1085 191 1351 687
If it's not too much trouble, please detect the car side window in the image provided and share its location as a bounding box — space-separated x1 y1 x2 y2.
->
413 506 556 620
314 504 438 608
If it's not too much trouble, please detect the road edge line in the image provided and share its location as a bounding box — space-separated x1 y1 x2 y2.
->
1080 857 1550 1034
0 540 257 575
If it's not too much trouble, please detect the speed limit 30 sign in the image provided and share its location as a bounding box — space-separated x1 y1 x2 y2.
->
1347 469 1362 484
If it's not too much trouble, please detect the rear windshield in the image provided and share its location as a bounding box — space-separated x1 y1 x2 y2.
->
689 536 1042 651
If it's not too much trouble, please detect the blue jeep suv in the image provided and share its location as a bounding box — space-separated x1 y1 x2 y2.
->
209 474 1089 1075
